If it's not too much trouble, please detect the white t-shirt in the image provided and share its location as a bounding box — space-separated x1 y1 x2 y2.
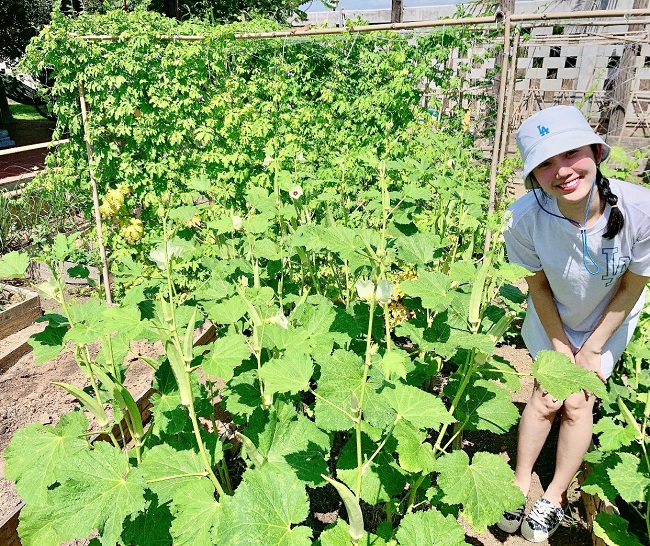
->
503 178 650 363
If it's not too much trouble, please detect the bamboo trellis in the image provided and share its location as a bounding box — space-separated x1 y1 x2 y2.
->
69 7 650 297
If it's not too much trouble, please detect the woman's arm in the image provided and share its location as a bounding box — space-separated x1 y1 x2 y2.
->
526 269 575 362
576 269 649 381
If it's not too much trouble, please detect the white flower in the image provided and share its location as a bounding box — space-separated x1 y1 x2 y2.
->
289 185 303 200
375 280 394 304
268 311 289 329
355 279 375 302
232 215 243 231
263 155 273 167
296 152 305 163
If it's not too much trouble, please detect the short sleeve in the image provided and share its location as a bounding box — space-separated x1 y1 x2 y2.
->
629 218 650 277
502 209 542 272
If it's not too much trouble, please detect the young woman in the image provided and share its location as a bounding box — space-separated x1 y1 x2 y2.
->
499 105 650 542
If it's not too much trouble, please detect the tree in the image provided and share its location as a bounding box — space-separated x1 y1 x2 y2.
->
148 0 306 23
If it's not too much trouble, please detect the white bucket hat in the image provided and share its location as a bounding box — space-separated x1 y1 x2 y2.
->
517 105 610 189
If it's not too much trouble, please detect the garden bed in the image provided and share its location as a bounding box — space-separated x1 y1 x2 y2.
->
0 283 41 341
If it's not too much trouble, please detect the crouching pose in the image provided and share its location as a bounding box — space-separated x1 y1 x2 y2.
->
500 105 650 542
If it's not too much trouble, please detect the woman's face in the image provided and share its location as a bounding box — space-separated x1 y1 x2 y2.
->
531 144 600 203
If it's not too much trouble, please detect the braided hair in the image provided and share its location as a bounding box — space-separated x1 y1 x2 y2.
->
591 144 625 240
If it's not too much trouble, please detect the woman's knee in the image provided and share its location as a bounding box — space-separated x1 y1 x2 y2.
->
529 384 564 417
561 391 595 423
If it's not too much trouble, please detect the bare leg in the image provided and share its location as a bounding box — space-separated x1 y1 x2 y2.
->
513 382 564 496
543 390 595 507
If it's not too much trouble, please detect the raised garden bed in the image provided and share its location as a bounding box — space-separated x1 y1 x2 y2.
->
0 283 41 340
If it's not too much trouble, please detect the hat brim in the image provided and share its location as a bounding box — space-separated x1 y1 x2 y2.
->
523 130 610 189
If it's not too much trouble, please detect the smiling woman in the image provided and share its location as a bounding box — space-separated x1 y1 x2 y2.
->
501 105 650 543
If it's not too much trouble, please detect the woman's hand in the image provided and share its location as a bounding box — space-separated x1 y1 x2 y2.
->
575 345 605 382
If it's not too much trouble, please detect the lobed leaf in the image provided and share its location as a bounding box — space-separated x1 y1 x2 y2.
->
218 465 312 546
395 508 466 546
532 350 608 401
435 450 523 533
5 411 88 505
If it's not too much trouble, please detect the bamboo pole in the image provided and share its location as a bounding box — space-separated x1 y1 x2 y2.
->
0 139 70 156
499 25 521 165
509 8 650 22
71 8 650 42
484 15 512 256
78 82 113 305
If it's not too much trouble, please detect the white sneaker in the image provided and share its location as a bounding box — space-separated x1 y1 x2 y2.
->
497 500 526 533
521 497 564 542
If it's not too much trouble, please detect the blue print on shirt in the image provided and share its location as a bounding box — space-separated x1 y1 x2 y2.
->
601 247 630 286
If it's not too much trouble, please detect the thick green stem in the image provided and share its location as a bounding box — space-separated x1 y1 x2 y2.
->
188 400 225 497
355 298 377 497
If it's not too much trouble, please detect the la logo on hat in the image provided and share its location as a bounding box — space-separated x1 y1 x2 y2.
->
537 125 550 136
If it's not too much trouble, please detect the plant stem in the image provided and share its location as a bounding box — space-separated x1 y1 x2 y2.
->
355 298 377 497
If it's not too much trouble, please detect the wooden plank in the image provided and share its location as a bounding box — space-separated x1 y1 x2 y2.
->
0 508 22 546
0 285 42 341
0 338 32 374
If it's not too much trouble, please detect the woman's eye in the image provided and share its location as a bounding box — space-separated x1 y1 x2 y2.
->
566 149 579 157
537 161 550 169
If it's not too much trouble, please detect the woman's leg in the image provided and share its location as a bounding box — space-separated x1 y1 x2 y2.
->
513 381 564 496
543 390 596 507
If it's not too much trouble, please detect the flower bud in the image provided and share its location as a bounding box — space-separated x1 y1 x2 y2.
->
232 215 244 231
376 280 394 304
355 279 375 302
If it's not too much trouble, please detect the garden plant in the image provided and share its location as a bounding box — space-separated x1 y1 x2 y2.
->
1 7 647 546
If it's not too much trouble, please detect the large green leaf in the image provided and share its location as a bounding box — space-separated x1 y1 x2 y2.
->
139 444 221 505
260 350 314 396
17 501 64 546
383 383 454 431
394 233 439 266
401 271 453 312
5 411 88 504
37 442 146 545
246 403 330 486
169 480 222 546
532 350 608 401
607 452 650 504
435 450 523 533
28 322 68 363
218 465 312 546
202 332 251 382
592 416 639 451
314 349 364 432
393 419 437 474
593 512 643 546
581 453 619 502
395 508 466 546
447 378 519 434
0 251 29 278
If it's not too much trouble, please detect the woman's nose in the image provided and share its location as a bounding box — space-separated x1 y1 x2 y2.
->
556 164 573 178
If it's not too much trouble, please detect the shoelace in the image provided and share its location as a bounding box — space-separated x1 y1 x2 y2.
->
529 501 560 526
532 177 601 275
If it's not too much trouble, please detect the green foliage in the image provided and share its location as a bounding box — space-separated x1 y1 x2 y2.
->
582 296 650 545
5 8 629 546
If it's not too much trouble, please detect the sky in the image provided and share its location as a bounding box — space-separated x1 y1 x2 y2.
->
300 1 536 10
300 1 470 10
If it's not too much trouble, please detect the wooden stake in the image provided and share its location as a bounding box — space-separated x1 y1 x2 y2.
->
499 25 521 165
484 15 511 256
78 82 113 305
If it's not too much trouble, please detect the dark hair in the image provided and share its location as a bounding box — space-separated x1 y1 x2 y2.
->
591 145 625 239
